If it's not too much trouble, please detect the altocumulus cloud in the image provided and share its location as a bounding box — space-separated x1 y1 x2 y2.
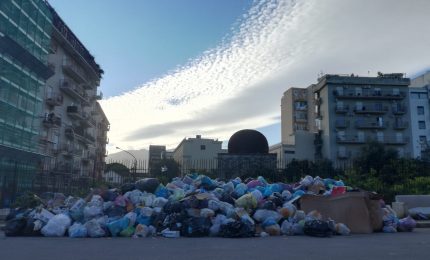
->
101 0 430 151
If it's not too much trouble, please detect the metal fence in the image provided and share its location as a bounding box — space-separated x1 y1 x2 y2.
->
1 157 430 207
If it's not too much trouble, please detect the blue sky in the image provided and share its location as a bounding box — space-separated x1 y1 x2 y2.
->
49 0 253 97
48 0 430 152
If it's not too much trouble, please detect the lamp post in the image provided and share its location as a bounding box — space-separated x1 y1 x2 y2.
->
116 146 137 180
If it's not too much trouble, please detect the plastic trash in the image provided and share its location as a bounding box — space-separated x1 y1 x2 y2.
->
200 208 215 218
161 228 180 238
124 212 137 226
300 175 314 187
280 203 296 218
397 216 416 232
219 220 254 238
69 199 86 221
4 217 27 237
125 190 144 206
264 223 281 236
335 223 351 235
253 209 281 223
305 210 323 221
250 190 263 202
154 184 169 198
107 217 130 237
135 178 160 193
41 214 71 237
133 224 150 237
281 220 294 236
68 223 87 238
234 183 248 197
303 220 332 237
181 217 211 237
153 197 168 208
235 193 257 210
120 226 135 237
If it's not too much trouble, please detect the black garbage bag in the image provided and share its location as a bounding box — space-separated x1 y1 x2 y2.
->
268 193 284 207
182 195 209 209
163 201 184 214
262 201 277 211
4 217 27 237
303 220 333 237
219 220 255 238
120 183 136 194
220 193 235 205
23 218 42 236
163 213 187 231
135 178 160 193
101 189 119 202
181 217 211 237
105 205 127 218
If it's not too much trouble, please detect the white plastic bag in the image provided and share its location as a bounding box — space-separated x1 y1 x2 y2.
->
68 223 87 238
41 214 71 237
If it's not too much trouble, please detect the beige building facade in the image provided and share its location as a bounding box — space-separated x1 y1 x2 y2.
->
173 135 223 171
281 73 412 162
40 6 109 178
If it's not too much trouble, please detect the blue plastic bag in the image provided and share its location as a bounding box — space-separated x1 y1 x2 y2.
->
68 223 87 238
107 217 129 237
234 183 248 197
154 184 169 198
136 215 152 226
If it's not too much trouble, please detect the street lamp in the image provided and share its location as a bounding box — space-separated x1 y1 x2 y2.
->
116 146 137 178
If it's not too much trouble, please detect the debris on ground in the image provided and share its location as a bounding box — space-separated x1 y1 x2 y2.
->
2 174 413 238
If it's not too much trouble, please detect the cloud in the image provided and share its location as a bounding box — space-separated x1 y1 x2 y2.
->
101 0 430 152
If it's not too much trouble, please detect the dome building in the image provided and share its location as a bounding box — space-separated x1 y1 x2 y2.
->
218 129 277 179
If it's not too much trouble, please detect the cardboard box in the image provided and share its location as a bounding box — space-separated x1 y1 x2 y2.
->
299 192 383 234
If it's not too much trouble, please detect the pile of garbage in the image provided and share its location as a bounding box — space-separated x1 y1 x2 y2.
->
3 174 415 238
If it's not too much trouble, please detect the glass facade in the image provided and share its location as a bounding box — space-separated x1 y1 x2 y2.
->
0 0 53 205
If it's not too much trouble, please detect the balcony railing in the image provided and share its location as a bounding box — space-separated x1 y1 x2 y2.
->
45 92 63 106
42 115 62 128
392 106 407 115
335 105 349 113
62 57 87 84
355 120 388 129
337 151 352 159
60 79 89 103
354 105 389 114
336 135 409 145
333 90 406 100
393 122 408 130
335 120 349 128
67 106 85 120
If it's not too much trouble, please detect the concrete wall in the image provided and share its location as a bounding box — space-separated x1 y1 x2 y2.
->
409 87 430 158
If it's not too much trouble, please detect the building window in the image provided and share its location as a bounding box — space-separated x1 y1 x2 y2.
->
419 136 427 144
417 106 425 115
419 121 426 129
284 150 295 154
200 145 206 150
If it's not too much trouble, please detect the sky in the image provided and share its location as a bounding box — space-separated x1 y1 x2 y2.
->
49 0 430 154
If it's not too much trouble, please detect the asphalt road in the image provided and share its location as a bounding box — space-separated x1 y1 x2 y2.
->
1 229 429 260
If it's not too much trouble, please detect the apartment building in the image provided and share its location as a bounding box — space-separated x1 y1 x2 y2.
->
41 3 108 177
312 73 411 160
281 87 310 144
0 0 54 177
173 135 222 171
409 71 430 159
94 102 109 178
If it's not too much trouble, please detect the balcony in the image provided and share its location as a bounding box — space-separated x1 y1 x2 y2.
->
380 136 409 145
59 79 89 103
45 92 63 106
392 106 407 115
336 135 366 144
62 58 87 84
393 121 408 130
355 120 387 129
337 150 352 159
335 105 349 113
333 90 406 100
335 120 349 128
67 106 85 120
61 145 74 157
84 132 96 144
42 115 62 128
354 105 388 114
65 127 74 139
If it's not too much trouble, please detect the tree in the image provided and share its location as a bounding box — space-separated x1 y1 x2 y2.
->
151 159 180 184
105 162 130 175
